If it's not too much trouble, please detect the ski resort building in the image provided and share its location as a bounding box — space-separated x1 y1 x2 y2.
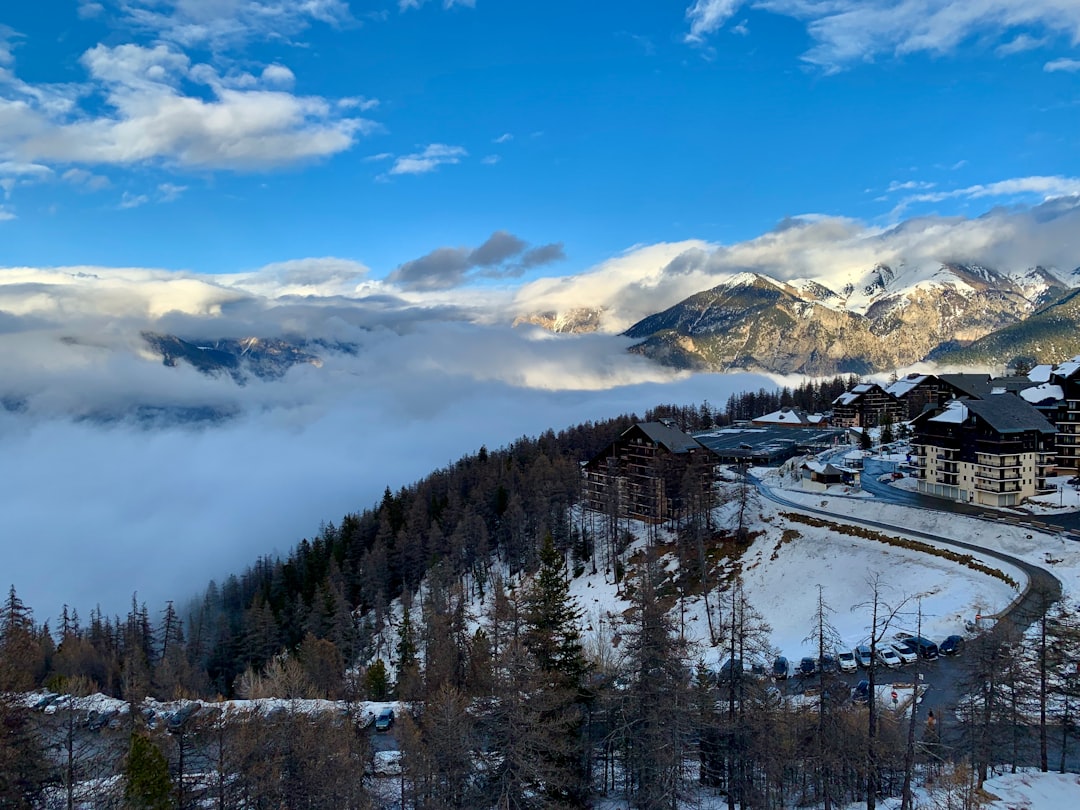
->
912 394 1056 507
582 421 714 524
831 383 905 428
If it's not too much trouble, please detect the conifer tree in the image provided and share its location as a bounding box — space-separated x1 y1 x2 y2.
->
124 731 174 810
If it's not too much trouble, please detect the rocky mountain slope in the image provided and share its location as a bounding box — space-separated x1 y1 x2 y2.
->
620 263 1078 374
141 333 330 384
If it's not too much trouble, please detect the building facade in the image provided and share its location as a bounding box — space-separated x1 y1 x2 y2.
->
912 395 1056 508
583 421 713 524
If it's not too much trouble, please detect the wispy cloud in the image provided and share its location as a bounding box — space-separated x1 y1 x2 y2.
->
493 133 513 144
399 0 476 11
62 168 111 191
685 0 745 43
157 182 187 202
116 0 353 50
384 143 467 177
686 1 1080 70
1045 57 1080 72
120 190 149 209
895 175 1080 211
481 154 501 165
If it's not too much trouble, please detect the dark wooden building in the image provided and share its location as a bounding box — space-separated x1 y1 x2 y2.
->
583 421 713 524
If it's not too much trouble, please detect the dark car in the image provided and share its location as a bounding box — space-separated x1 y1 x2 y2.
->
798 657 818 677
374 707 395 732
772 656 790 680
818 653 836 672
908 636 939 660
939 635 965 656
852 680 870 704
718 657 744 681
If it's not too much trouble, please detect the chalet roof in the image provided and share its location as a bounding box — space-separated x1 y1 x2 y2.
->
1054 356 1080 380
833 382 883 406
753 407 825 426
937 373 993 400
885 373 931 398
928 401 968 424
1029 364 1054 383
630 422 702 454
1020 382 1064 405
963 394 1057 435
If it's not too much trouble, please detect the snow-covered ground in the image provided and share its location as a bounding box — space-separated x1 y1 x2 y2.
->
980 769 1080 809
565 486 1019 671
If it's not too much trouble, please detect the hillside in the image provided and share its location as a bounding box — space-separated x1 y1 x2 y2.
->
621 265 1077 374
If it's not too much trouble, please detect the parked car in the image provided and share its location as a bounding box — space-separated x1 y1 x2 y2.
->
818 653 836 672
838 650 858 673
852 680 870 704
718 657 744 681
772 656 790 680
374 707 395 732
855 644 873 669
877 647 902 669
798 657 818 677
940 635 965 656
908 636 939 660
891 642 917 665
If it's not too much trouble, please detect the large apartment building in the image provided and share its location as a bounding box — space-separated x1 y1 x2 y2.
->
583 421 714 524
912 394 1056 508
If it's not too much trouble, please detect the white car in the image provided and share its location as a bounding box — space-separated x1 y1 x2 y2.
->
891 642 917 665
877 648 902 669
837 650 858 673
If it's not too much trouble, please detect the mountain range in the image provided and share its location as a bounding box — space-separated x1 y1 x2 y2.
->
528 261 1080 375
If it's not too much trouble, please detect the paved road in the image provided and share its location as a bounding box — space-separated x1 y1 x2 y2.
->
751 474 1062 632
749 471 1065 755
860 457 1080 534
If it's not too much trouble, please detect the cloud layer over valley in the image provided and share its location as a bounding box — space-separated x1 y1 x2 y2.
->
3 199 1080 619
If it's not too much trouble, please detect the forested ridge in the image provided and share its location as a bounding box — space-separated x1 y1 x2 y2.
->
15 375 1044 810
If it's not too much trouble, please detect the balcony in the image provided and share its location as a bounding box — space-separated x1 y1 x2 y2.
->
974 470 1020 482
939 460 959 473
939 473 959 486
976 454 1021 468
975 480 1021 494
976 438 1024 451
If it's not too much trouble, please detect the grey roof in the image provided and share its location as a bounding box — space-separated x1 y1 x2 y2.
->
962 394 1057 435
937 373 993 399
631 422 703 453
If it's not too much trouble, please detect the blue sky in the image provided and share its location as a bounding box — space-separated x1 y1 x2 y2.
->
2 1 1080 283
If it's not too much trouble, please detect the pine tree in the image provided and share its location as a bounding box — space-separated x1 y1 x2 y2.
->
124 731 174 810
524 535 589 687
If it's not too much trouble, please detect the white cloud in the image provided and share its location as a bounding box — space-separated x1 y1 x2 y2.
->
385 143 467 176
897 175 1080 210
260 64 296 87
886 180 936 193
493 132 513 144
338 96 380 111
157 182 187 202
400 0 476 10
686 1 1080 69
0 204 14 220
62 167 111 191
685 0 746 43
1045 57 1080 72
117 0 353 50
481 154 500 165
1 42 375 171
120 190 149 208
996 34 1047 55
77 1 104 19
